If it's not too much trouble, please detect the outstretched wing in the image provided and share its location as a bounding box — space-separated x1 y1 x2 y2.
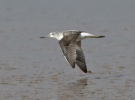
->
59 32 80 68
59 43 76 68
76 41 87 73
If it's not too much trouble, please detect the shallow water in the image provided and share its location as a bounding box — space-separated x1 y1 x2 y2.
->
0 0 135 100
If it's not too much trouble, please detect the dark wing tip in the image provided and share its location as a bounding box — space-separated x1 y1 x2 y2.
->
82 67 87 73
76 61 87 73
83 69 87 73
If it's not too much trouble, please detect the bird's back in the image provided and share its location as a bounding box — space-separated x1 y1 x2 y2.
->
61 30 83 45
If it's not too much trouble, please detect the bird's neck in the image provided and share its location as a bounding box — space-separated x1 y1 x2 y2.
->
55 33 64 41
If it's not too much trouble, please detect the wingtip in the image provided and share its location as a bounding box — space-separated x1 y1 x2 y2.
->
84 69 87 73
81 68 87 73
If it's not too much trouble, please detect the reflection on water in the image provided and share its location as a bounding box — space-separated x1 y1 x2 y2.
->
57 78 88 100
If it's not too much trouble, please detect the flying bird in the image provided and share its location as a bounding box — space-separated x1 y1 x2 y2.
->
40 30 105 73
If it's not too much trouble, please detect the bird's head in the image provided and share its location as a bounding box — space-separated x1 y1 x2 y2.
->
40 32 57 39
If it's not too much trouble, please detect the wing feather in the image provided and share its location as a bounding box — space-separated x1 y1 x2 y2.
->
59 32 80 68
76 41 87 73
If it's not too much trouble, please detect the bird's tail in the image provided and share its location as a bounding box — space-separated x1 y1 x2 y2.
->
90 35 105 38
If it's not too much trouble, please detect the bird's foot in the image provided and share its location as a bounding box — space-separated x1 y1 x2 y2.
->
87 70 92 74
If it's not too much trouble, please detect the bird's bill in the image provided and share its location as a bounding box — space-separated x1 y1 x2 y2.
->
40 35 50 38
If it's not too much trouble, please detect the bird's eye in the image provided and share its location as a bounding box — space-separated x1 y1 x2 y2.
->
50 33 54 35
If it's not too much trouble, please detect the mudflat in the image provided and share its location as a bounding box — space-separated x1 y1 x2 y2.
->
0 0 135 100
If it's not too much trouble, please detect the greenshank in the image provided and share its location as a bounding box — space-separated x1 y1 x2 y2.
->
40 30 105 73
